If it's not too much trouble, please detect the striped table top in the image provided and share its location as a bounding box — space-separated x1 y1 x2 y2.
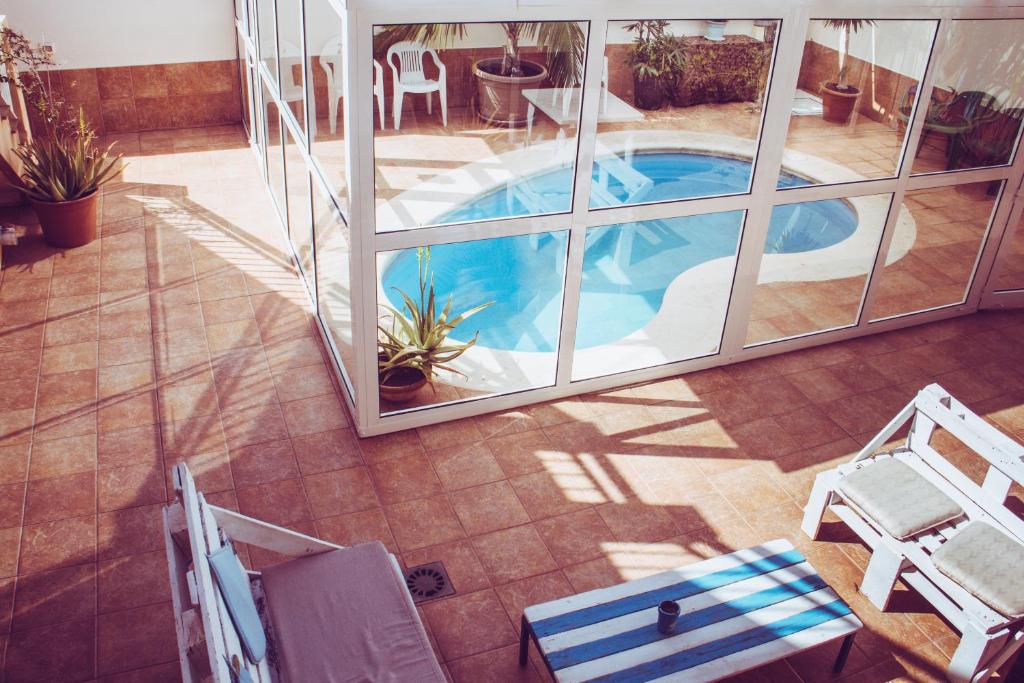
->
522 539 862 682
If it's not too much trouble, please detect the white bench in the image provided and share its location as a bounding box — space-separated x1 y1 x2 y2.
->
520 539 861 682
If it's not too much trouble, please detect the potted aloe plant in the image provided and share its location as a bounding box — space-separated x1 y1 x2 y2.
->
378 247 492 404
819 19 875 124
375 22 585 127
0 29 121 248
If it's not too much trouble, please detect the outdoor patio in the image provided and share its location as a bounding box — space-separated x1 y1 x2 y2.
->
0 123 1022 681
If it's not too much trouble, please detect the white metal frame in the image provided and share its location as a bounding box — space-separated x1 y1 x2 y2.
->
238 0 1024 437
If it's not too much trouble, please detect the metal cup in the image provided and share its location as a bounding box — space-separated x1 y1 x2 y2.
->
657 599 680 635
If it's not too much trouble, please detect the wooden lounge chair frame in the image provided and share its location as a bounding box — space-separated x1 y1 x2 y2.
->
801 384 1024 683
163 463 411 682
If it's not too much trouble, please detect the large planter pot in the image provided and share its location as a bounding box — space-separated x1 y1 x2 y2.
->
473 58 548 127
378 352 428 404
704 20 728 42
820 82 861 124
633 75 665 111
29 192 99 248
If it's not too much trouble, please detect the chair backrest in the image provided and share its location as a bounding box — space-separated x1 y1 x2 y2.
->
386 40 428 83
953 90 1000 124
279 40 303 91
319 35 344 89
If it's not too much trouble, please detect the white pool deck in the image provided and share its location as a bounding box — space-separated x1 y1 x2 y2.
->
376 130 916 403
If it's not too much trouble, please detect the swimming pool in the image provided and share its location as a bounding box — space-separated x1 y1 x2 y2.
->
381 152 858 352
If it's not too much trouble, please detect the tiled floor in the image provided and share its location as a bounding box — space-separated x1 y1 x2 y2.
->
1 124 1023 683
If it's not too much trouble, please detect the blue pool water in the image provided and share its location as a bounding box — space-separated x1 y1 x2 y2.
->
382 153 857 352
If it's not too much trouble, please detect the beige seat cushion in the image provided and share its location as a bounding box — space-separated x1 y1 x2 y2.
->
260 542 445 682
932 522 1024 619
837 457 963 540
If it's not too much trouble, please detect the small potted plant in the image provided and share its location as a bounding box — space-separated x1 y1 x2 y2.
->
819 19 875 124
0 29 121 248
625 20 685 111
377 247 492 404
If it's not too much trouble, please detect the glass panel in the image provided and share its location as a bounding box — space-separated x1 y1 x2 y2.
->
314 179 355 394
745 194 890 345
571 211 744 380
372 22 587 232
247 0 257 40
593 19 778 208
305 0 348 213
781 19 936 187
264 83 287 218
993 214 1024 291
256 0 277 91
276 0 305 132
377 233 568 413
238 41 253 141
284 125 314 298
870 181 1000 320
912 19 1024 174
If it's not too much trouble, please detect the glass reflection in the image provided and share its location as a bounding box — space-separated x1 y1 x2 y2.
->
314 181 355 394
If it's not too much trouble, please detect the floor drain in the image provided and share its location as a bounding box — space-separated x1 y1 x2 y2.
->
405 561 455 603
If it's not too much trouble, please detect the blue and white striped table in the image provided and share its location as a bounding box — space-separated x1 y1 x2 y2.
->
520 539 861 682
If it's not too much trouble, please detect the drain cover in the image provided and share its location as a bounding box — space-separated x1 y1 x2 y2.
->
405 561 454 603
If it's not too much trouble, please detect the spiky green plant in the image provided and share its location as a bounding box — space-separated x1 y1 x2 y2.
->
822 19 875 91
378 247 493 384
14 110 122 202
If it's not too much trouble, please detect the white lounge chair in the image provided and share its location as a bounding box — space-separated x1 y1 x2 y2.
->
318 35 385 133
802 383 1024 683
386 40 447 130
163 464 444 682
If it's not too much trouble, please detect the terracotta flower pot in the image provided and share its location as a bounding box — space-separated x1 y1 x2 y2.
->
473 58 548 127
820 82 861 124
29 192 99 248
379 366 428 404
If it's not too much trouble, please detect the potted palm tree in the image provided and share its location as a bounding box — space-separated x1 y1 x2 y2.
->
378 247 492 404
625 20 686 111
375 22 585 127
819 19 875 124
0 29 121 248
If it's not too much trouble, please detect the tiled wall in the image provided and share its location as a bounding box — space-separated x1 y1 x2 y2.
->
28 60 242 135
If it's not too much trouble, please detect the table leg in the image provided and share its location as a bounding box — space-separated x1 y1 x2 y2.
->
519 615 530 666
834 634 856 673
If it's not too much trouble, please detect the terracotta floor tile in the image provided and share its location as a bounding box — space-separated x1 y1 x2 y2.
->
316 508 398 555
0 377 37 411
97 549 171 613
426 442 505 491
473 408 541 440
0 482 25 528
235 478 311 527
4 617 95 683
772 405 849 450
421 589 517 661
385 495 466 552
535 508 616 568
97 424 161 469
486 429 555 478
280 393 349 436
291 428 362 475
33 401 97 443
159 415 226 458
302 466 378 519
510 469 599 521
157 377 219 423
595 498 679 544
96 602 177 676
447 643 548 683
0 408 34 445
196 270 248 302
357 429 425 465
205 318 260 354
98 335 154 368
200 295 255 326
37 368 98 408
264 336 323 373
709 464 793 517
44 311 99 347
19 515 96 573
24 472 96 525
369 453 443 505
450 481 530 536
220 403 290 450
229 438 299 487
272 363 335 403
98 462 165 511
215 367 279 413
402 538 491 594
727 416 803 459
495 570 575 632
98 389 159 432
0 527 19 577
97 504 164 561
12 563 96 631
97 360 155 400
472 524 557 585
40 341 98 375
29 434 98 479
0 443 29 484
417 418 483 452
560 555 625 593
164 449 234 494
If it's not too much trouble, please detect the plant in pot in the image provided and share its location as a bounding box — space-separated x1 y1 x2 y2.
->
624 20 685 111
377 247 492 404
819 19 875 124
374 22 585 127
0 30 122 248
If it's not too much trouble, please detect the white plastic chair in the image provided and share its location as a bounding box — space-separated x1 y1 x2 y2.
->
279 40 304 112
318 35 385 133
385 40 447 130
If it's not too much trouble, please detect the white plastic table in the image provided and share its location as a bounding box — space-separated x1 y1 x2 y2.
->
519 539 862 682
522 87 644 144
